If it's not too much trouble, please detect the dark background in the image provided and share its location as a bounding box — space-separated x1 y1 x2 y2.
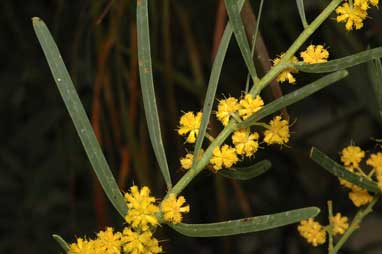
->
1 0 382 253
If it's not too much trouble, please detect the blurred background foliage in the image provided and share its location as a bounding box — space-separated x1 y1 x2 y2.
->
1 0 382 253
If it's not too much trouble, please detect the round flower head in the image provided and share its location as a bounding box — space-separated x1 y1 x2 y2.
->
161 194 190 224
232 129 259 157
331 213 349 236
122 228 162 254
216 97 240 126
336 3 367 31
348 186 373 207
180 149 204 170
124 186 159 231
367 152 382 190
238 94 264 120
366 152 382 171
210 144 239 171
69 238 95 254
263 116 290 145
354 0 379 10
297 218 326 246
178 112 202 143
94 227 123 254
272 53 299 84
340 145 365 169
300 45 329 64
180 153 193 170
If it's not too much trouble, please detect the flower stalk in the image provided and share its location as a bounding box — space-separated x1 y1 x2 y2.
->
332 195 380 254
250 0 342 96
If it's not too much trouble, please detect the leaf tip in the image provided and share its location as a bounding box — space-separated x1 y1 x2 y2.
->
311 207 321 217
32 17 42 23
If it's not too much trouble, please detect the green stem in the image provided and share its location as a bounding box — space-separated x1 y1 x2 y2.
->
332 195 380 254
167 121 236 197
231 112 243 124
249 0 342 95
327 200 334 254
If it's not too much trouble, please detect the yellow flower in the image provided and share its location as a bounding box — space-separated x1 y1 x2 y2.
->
300 45 329 64
297 218 326 246
366 152 382 171
210 144 239 171
178 112 202 143
180 150 204 170
354 0 379 10
263 116 290 145
161 194 190 224
348 187 373 207
124 186 159 231
216 97 240 126
340 145 365 169
94 227 122 254
336 3 368 31
272 53 299 84
232 129 259 157
369 0 379 6
238 94 264 120
122 228 162 254
69 238 95 254
180 153 193 170
367 152 382 190
331 213 349 236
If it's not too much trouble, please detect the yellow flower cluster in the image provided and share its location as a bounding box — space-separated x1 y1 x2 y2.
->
338 145 381 207
300 45 329 64
161 194 190 224
232 128 259 157
70 186 190 254
331 212 349 236
273 45 329 84
178 112 202 143
180 149 204 170
125 185 190 226
297 218 327 246
209 114 290 171
216 97 240 126
69 227 161 254
272 53 299 84
178 92 291 171
367 152 382 190
216 94 264 125
263 116 290 145
210 144 239 171
124 186 159 231
336 0 379 31
297 208 349 247
122 228 162 254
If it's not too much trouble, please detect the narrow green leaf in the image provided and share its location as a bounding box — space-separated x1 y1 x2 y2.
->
32 17 128 217
296 0 308 28
245 0 264 92
170 207 320 237
192 0 246 166
295 47 382 73
52 234 70 252
368 59 382 121
310 147 380 193
238 70 348 128
225 0 257 80
219 160 271 180
137 0 172 189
